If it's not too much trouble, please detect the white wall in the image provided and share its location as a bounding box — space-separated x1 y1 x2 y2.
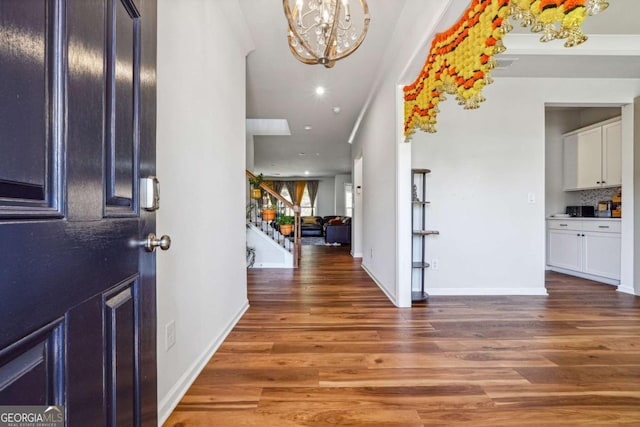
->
411 77 640 296
246 134 255 174
315 177 335 216
633 98 640 295
579 107 623 128
545 109 581 216
350 0 463 306
353 79 400 300
156 0 253 423
246 225 293 268
334 174 352 216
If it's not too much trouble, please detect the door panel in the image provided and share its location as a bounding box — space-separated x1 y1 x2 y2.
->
548 230 581 271
0 319 64 406
106 0 140 213
0 0 157 425
0 0 48 190
105 283 138 426
576 127 602 189
602 121 622 187
583 232 621 280
0 0 62 216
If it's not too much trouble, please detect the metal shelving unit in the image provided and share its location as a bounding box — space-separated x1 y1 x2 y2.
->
411 169 438 303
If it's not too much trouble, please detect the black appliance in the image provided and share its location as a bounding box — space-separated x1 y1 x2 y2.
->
566 205 595 217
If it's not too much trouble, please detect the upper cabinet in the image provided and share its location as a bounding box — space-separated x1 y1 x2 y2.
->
563 117 621 191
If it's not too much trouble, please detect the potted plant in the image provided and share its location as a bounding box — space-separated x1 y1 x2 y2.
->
277 215 294 235
248 173 264 199
262 204 275 221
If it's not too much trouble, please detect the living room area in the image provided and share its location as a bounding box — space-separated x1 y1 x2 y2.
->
245 164 354 267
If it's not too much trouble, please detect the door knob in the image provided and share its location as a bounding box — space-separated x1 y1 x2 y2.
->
144 233 171 252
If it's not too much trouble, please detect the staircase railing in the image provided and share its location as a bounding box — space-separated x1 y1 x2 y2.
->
246 170 301 268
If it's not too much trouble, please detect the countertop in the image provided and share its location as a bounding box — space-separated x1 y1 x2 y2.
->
547 216 620 221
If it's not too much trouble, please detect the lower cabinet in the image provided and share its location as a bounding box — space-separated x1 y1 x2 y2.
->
547 219 621 282
548 230 581 271
582 232 621 279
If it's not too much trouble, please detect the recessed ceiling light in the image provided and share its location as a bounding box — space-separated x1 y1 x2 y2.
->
315 86 325 96
332 106 341 114
304 171 310 175
298 152 305 156
304 125 312 131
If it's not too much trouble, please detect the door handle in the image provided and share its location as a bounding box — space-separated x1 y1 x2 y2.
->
144 233 171 252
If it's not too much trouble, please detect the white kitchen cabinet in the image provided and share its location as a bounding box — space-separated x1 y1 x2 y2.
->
563 117 621 191
548 229 581 271
547 219 621 283
583 232 621 279
602 120 622 187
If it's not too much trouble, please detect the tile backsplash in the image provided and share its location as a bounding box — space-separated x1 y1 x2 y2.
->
576 187 620 206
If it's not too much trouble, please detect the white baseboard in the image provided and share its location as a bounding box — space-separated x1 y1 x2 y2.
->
251 262 293 268
351 252 363 258
361 263 399 307
427 287 548 296
158 300 249 425
617 284 638 296
548 266 619 286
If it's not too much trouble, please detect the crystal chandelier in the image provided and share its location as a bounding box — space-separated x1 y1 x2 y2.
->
283 0 370 68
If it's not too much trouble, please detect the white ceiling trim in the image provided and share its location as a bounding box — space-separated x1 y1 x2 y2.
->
502 34 640 56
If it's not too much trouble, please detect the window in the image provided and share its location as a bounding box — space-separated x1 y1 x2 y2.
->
300 186 314 216
345 183 353 217
280 187 293 204
280 184 316 216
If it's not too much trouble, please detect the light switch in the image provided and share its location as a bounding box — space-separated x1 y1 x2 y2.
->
527 193 536 204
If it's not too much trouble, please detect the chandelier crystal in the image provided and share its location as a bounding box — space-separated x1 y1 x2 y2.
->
283 0 370 68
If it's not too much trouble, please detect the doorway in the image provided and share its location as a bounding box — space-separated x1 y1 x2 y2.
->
352 156 363 257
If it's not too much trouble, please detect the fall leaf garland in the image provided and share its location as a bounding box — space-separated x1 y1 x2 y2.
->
403 0 606 140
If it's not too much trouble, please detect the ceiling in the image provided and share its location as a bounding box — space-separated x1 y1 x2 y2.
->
239 0 640 178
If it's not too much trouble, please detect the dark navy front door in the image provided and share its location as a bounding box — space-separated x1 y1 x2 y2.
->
0 0 158 425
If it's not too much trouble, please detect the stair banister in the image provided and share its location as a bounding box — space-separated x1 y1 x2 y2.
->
246 170 300 268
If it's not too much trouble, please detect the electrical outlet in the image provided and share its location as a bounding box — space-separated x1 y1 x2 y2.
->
431 259 439 270
165 320 176 351
527 192 536 204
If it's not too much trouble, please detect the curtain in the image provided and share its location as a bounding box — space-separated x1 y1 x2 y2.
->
271 181 285 210
273 180 284 196
306 180 319 215
284 181 297 204
295 181 305 206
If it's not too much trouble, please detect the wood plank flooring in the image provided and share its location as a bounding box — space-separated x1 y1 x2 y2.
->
164 245 640 426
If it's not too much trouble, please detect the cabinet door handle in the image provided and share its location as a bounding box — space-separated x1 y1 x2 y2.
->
560 224 568 227
582 234 585 237
596 181 601 184
602 181 606 184
598 225 610 229
577 233 580 237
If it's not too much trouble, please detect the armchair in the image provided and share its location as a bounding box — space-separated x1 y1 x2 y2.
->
325 217 351 244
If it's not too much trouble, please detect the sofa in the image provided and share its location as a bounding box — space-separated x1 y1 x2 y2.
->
300 216 324 237
324 216 351 244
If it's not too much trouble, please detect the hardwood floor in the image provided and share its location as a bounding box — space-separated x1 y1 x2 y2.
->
164 245 640 426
